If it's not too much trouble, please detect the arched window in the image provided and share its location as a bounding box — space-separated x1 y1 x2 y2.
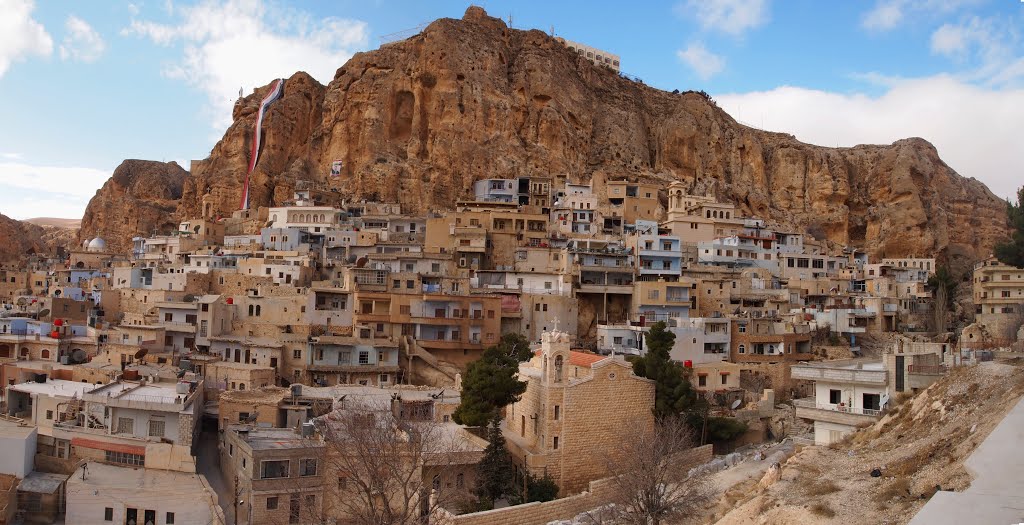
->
20 347 29 357
255 305 261 317
248 305 254 316
738 344 746 354
554 355 564 382
41 349 50 359
239 383 245 391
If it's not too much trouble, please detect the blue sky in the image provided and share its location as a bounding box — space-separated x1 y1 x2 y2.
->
1 0 1022 220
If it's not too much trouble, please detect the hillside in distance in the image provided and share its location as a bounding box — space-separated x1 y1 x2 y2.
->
80 6 1008 263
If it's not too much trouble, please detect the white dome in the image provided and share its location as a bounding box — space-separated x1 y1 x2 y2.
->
82 239 91 249
87 238 107 252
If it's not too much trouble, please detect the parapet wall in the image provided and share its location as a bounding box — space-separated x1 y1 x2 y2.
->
439 444 713 525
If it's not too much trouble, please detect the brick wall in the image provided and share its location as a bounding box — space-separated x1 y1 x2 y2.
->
440 444 712 525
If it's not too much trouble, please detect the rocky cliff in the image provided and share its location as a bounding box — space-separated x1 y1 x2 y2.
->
78 159 188 254
0 214 77 262
97 7 1007 262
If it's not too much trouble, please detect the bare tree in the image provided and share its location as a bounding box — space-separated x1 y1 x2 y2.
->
603 416 714 525
310 399 478 525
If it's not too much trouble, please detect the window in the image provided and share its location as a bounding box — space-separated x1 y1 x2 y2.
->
116 417 134 434
261 460 290 479
104 508 113 521
46 410 53 420
721 374 728 385
648 290 659 300
267 497 279 510
698 375 707 387
105 450 144 466
293 349 302 359
238 412 249 423
148 419 165 437
738 323 747 333
553 436 559 449
829 389 842 405
358 351 369 365
166 512 175 524
738 344 746 354
554 405 560 420
300 458 318 476
456 473 465 488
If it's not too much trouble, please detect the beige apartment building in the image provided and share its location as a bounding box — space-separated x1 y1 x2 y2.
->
973 256 1024 339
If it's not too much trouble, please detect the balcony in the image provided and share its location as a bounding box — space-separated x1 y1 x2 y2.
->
790 362 887 385
793 398 885 426
159 321 196 333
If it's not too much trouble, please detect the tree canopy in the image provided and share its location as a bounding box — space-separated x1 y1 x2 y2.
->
632 321 698 419
452 333 532 427
475 418 515 507
995 186 1024 268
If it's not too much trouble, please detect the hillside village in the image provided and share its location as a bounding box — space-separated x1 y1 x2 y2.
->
0 169 1021 525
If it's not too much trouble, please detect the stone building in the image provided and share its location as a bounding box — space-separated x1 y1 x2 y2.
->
503 330 655 494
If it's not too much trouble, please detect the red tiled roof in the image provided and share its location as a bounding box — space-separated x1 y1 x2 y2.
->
533 349 608 368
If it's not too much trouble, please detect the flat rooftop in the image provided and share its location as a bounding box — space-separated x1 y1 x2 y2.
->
8 379 96 398
794 358 884 371
228 425 321 450
66 461 210 491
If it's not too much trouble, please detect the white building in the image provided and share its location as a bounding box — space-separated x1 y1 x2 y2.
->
556 37 620 71
0 417 35 477
791 359 888 445
65 461 224 525
669 317 730 364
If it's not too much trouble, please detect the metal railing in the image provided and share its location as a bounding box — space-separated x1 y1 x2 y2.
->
793 398 883 416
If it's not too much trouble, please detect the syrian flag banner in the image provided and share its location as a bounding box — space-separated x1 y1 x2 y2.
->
240 78 285 210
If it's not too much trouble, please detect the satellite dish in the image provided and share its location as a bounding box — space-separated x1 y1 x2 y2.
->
38 309 50 318
71 349 87 363
16 298 26 307
730 399 743 410
183 294 196 302
134 348 149 359
53 289 62 297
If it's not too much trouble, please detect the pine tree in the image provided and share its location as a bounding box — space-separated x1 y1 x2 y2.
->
475 418 515 506
452 334 532 427
632 321 697 419
995 187 1024 268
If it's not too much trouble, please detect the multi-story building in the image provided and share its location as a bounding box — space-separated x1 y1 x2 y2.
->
630 233 682 280
730 316 813 363
555 37 620 72
791 358 888 445
973 257 1024 338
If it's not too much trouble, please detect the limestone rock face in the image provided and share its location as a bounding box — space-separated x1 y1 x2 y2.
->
79 159 188 254
0 214 47 262
102 7 1006 261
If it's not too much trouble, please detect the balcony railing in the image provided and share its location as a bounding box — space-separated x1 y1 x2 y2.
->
792 398 884 417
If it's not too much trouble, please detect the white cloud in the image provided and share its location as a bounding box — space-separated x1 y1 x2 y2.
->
929 16 1022 87
676 43 725 80
1 153 22 160
930 23 968 56
677 0 769 37
862 1 904 31
123 0 368 131
0 162 111 219
127 2 141 16
59 16 106 63
0 0 53 77
861 0 983 31
716 75 1024 201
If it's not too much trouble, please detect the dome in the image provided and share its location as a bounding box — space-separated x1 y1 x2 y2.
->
82 239 91 249
87 238 107 252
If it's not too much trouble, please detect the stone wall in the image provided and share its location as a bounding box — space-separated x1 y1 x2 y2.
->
440 444 712 525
